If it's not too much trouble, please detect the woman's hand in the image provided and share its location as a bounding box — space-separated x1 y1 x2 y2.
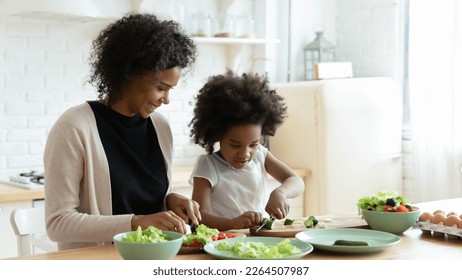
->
230 211 262 229
166 192 201 226
131 211 190 233
265 189 290 219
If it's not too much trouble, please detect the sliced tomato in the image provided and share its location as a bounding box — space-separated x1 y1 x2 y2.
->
396 204 409 212
224 233 237 238
383 205 394 212
182 239 203 248
211 232 238 241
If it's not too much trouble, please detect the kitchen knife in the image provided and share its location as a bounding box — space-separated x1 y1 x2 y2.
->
254 216 275 233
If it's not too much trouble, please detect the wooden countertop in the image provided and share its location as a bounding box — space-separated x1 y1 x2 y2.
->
0 183 45 203
5 227 461 260
6 197 461 260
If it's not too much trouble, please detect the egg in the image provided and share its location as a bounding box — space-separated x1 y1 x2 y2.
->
431 212 447 224
419 212 433 222
433 209 445 215
446 211 458 217
444 215 461 227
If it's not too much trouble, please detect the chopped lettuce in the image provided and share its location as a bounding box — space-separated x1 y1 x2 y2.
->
357 190 410 212
216 239 301 259
121 226 169 243
183 224 219 245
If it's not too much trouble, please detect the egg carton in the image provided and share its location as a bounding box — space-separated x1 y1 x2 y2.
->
414 221 462 239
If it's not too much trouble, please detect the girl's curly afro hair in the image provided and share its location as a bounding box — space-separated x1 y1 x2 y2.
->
189 70 287 154
88 13 197 106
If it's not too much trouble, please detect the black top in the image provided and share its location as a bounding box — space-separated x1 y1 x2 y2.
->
88 101 168 215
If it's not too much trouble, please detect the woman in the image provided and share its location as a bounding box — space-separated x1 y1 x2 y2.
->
44 13 200 250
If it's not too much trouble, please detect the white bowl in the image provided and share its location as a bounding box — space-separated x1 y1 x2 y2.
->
361 207 420 235
113 230 183 260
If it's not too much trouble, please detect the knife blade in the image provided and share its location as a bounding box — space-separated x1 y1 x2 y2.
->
255 216 275 233
188 220 197 234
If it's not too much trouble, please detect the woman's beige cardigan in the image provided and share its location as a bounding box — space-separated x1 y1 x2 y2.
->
43 103 173 250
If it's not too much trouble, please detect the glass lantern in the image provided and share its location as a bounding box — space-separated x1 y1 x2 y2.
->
304 31 336 80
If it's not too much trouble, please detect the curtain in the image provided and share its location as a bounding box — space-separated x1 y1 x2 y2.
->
408 0 462 202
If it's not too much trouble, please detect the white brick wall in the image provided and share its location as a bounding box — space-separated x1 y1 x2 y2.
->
335 0 404 84
0 14 233 175
0 16 96 175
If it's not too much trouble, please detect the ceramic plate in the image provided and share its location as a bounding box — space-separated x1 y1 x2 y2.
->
203 236 313 260
295 228 400 253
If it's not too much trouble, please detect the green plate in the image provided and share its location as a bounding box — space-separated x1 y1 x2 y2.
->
203 236 313 260
295 228 400 253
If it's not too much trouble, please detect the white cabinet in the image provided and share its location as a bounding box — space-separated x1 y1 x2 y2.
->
270 78 403 216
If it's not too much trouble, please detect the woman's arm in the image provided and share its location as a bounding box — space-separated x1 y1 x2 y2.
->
44 110 135 244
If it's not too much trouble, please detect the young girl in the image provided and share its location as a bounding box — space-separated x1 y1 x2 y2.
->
188 71 305 230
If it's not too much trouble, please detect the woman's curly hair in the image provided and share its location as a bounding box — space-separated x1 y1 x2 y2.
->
88 13 197 106
189 70 287 154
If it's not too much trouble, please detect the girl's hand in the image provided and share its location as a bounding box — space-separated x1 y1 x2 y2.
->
230 211 262 229
265 189 290 219
166 192 202 226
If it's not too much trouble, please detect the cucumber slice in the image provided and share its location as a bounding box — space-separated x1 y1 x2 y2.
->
303 216 318 228
261 217 275 229
333 240 370 246
284 218 294 225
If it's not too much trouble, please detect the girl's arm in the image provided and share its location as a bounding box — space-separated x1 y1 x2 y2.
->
191 177 261 230
264 151 305 218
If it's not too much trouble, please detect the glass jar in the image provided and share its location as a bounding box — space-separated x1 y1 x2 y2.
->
234 14 255 38
213 13 235 38
191 11 212 37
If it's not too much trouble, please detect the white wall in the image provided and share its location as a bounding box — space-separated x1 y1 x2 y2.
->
0 16 101 175
0 0 405 177
287 0 337 82
285 0 404 84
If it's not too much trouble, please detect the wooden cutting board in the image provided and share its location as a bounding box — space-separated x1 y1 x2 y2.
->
249 213 369 237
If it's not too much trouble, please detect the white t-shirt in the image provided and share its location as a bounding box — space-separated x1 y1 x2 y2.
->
189 144 269 218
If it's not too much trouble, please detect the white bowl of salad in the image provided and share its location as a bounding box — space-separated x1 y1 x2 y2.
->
113 226 183 260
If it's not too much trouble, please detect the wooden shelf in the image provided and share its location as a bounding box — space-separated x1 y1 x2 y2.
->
192 37 280 45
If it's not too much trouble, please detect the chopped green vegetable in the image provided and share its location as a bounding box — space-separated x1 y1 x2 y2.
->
261 217 275 230
303 216 318 228
216 239 301 259
333 240 370 246
357 190 410 212
121 226 169 243
284 218 294 225
183 224 219 246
